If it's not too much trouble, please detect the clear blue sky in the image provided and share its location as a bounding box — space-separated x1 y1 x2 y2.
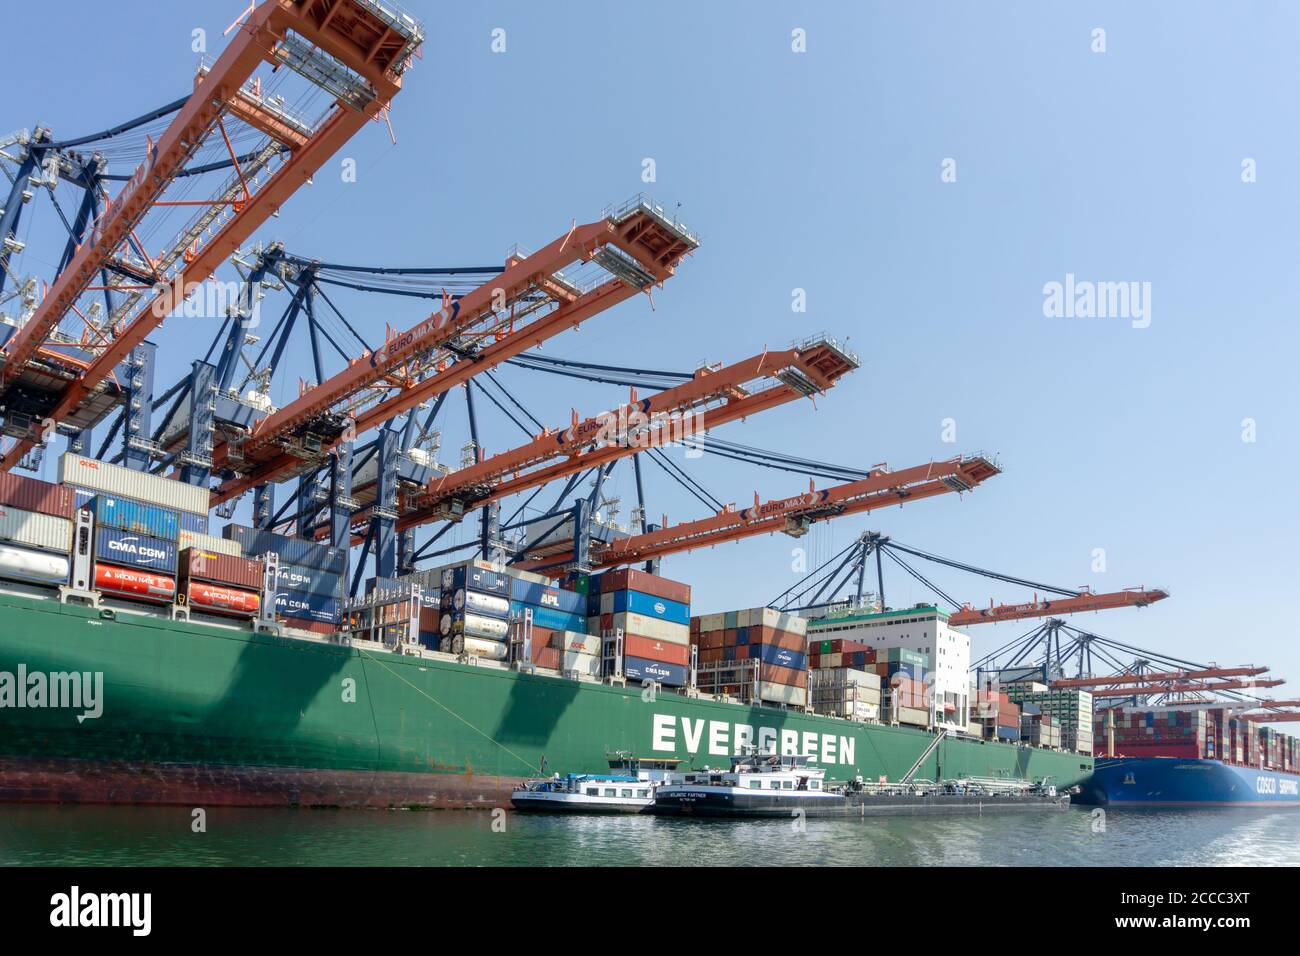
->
7 2 1298 710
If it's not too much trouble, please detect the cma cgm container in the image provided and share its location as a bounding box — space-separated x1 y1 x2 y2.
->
0 473 75 520
276 563 343 598
274 589 340 624
85 495 179 541
223 525 345 573
59 452 208 516
623 656 688 686
0 504 73 554
94 528 178 574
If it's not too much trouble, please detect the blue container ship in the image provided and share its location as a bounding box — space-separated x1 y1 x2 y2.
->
1077 757 1300 807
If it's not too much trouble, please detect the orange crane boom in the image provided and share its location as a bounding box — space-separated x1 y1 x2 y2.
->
513 456 1001 572
948 587 1169 627
210 199 699 503
389 338 861 534
1090 677 1285 698
0 0 423 469
1052 666 1269 689
1242 712 1300 722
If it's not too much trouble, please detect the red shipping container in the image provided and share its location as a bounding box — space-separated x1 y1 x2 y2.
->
283 616 335 636
180 548 263 590
186 580 260 617
533 645 561 669
597 568 691 605
95 563 175 603
0 472 75 520
759 662 807 688
699 631 723 650
698 647 724 664
624 634 690 667
751 627 804 652
419 606 440 633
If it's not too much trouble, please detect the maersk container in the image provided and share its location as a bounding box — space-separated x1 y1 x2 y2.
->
178 529 239 557
0 473 75 520
276 562 343 597
0 542 71 585
511 602 584 633
0 504 73 554
94 528 178 573
439 564 510 597
600 589 690 625
622 656 688 687
273 589 340 624
509 577 585 615
59 452 208 515
86 495 180 541
223 524 345 573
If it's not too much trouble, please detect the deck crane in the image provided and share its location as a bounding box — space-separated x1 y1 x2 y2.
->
207 195 700 503
768 531 1168 628
0 0 425 469
512 455 1001 573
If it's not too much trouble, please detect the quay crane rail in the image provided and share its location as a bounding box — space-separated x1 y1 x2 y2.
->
0 0 424 469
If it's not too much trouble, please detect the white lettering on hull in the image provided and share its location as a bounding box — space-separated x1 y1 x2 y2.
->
653 713 858 767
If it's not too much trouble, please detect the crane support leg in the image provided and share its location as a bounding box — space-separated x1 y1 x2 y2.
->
372 428 398 578
253 483 274 530
122 342 157 471
180 361 216 487
329 441 353 594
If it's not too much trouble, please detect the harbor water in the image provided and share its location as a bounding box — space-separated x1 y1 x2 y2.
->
2 805 1297 867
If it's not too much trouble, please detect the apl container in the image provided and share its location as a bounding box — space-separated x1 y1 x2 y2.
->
186 580 260 617
59 452 209 515
94 528 178 573
0 542 71 585
0 473 75 520
509 578 585 616
0 504 73 553
622 656 688 686
86 495 180 540
95 563 176 602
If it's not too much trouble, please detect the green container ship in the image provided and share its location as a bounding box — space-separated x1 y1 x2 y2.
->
0 589 1091 808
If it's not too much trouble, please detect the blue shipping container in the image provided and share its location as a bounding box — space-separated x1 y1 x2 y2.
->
995 726 1020 742
608 589 690 625
87 495 180 540
509 601 584 633
750 643 806 670
273 589 340 623
178 511 208 534
276 562 343 597
223 524 345 573
622 655 688 686
94 528 178 573
736 626 750 646
509 578 585 615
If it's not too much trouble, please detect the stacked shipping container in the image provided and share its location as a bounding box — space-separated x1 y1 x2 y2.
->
0 473 76 586
224 524 345 628
590 569 692 686
692 607 807 706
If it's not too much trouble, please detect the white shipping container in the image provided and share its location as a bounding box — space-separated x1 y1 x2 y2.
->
609 611 690 645
817 700 879 721
179 529 241 556
0 504 73 553
751 607 807 636
560 649 601 678
697 612 726 632
811 667 882 691
59 452 210 516
757 681 807 707
554 631 600 655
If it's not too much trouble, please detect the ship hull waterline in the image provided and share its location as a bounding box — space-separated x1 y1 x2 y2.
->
0 590 1093 809
1076 757 1300 808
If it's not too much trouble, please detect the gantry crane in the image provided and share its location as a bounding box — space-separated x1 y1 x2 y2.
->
1052 666 1271 689
0 0 424 469
768 530 1168 628
512 455 1001 573
1088 677 1285 698
207 196 700 503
